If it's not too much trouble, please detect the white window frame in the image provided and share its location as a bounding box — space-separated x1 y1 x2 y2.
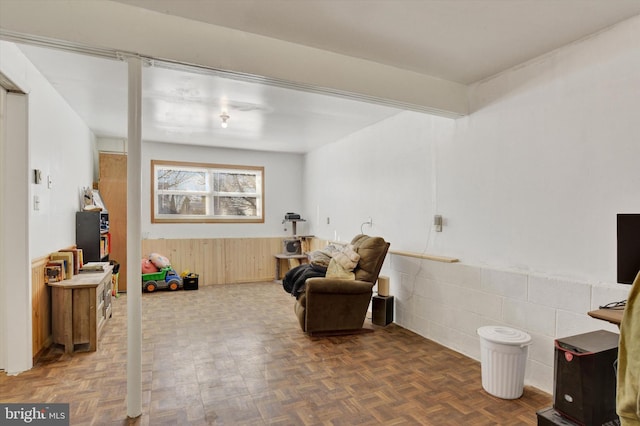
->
151 160 264 223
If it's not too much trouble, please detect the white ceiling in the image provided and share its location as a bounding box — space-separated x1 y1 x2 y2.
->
14 0 640 153
17 44 403 153
112 0 640 84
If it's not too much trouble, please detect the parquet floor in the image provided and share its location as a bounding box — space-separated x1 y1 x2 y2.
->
0 282 551 425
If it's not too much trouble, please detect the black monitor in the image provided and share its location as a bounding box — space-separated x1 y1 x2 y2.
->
618 213 640 284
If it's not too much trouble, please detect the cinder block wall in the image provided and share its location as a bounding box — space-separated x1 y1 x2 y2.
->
382 255 628 394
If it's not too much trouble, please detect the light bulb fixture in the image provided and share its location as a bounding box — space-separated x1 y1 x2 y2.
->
220 112 230 128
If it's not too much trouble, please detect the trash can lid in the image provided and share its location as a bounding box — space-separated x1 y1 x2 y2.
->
477 326 532 345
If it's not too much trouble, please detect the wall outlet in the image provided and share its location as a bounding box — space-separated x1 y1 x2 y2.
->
434 215 443 232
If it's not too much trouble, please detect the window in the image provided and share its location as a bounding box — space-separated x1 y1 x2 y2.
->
151 160 264 223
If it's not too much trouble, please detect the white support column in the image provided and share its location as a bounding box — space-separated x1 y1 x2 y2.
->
126 56 142 419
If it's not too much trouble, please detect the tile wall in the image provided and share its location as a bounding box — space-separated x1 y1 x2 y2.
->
382 255 629 394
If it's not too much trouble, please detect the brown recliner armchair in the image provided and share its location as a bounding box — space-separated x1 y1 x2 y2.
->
294 234 390 335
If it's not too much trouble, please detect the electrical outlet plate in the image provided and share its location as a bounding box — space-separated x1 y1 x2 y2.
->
434 215 443 232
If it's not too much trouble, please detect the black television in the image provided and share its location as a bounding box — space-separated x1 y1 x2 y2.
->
618 214 640 284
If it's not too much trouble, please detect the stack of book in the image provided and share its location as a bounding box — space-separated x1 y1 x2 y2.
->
45 249 83 283
79 262 110 273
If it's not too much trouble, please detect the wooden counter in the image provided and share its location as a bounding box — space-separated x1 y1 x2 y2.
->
48 266 113 353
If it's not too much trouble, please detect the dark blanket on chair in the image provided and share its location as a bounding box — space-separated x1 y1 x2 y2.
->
283 263 326 298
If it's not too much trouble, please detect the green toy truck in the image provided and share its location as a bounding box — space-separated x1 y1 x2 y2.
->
142 267 182 292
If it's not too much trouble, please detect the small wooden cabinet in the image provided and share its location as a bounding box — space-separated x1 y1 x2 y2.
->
49 267 113 353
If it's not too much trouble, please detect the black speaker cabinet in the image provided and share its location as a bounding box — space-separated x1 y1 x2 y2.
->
372 295 394 326
554 330 619 425
537 407 581 426
617 213 640 284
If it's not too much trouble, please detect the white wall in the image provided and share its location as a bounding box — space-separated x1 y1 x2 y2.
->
439 15 640 283
142 141 305 239
0 41 95 373
303 16 639 394
304 111 453 245
0 42 96 259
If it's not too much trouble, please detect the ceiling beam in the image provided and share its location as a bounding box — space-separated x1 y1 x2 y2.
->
0 0 468 117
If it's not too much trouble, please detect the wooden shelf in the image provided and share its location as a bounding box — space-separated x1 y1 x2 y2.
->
588 308 623 326
389 249 459 263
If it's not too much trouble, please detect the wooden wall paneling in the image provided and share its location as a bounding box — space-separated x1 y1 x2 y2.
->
31 256 51 358
143 238 226 286
223 238 244 283
184 239 203 279
163 239 187 278
142 238 281 285
175 238 225 285
203 238 226 285
99 153 127 292
309 238 329 252
142 238 167 259
224 237 282 283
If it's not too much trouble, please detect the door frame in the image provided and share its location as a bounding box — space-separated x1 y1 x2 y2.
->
0 80 32 374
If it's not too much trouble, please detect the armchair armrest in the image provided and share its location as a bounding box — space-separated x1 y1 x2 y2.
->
300 278 375 334
305 278 374 294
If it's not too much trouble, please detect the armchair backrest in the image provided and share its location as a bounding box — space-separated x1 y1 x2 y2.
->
350 234 390 284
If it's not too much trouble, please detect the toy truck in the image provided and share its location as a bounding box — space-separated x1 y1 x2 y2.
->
142 267 182 292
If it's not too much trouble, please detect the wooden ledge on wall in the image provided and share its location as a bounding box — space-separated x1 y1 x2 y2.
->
388 250 459 263
309 237 459 263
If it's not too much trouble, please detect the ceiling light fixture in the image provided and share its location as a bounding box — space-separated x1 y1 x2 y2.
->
220 112 230 128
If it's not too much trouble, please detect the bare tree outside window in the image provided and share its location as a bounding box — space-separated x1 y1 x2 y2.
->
157 169 207 215
213 172 258 216
151 160 264 223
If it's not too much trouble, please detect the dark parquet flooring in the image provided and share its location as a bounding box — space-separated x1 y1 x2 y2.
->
0 282 551 425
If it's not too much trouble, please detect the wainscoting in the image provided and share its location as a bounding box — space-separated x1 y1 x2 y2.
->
31 256 51 358
383 255 630 394
142 237 285 285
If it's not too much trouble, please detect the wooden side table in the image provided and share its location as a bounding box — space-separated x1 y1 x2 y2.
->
274 254 308 281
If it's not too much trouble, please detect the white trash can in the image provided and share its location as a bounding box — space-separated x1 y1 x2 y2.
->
477 326 532 399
